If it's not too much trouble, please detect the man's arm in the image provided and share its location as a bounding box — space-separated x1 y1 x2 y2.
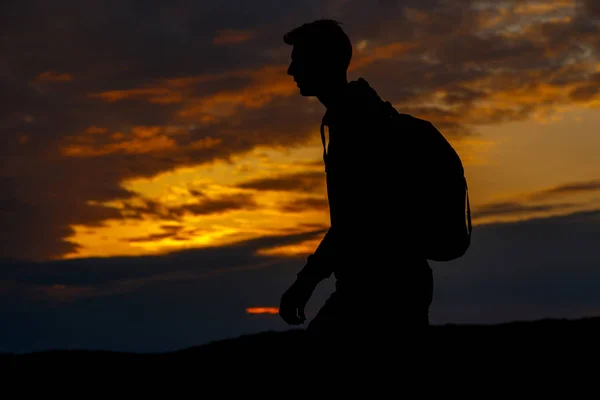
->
296 227 337 284
279 227 336 326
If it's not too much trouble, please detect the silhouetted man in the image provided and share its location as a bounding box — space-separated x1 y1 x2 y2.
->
279 20 434 349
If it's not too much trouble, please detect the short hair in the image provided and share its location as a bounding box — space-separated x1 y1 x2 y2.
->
283 19 352 71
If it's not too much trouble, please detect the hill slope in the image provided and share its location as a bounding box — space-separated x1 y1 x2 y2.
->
3 316 600 374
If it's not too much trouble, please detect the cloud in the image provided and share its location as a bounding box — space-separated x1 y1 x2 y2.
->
118 192 259 221
0 228 327 300
475 201 578 219
3 0 600 261
237 171 325 192
472 180 600 224
472 177 600 223
1 208 600 353
528 178 600 200
125 225 186 243
430 208 600 324
182 193 258 216
2 0 600 353
581 0 600 19
32 71 73 83
339 0 600 133
278 197 329 213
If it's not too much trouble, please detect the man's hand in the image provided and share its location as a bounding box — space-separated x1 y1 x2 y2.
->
279 278 317 326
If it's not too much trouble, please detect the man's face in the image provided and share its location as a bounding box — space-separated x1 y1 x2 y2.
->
287 45 324 97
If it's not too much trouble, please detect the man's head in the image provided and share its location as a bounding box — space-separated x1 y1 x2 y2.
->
284 19 352 97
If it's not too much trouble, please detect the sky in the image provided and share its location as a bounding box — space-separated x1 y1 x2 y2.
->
1 0 600 353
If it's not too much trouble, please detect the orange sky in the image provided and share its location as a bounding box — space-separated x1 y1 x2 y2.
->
3 0 599 262
3 0 600 353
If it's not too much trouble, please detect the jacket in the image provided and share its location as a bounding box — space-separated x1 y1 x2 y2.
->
297 77 412 284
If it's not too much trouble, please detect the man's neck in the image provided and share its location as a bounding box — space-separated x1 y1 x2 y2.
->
316 78 349 110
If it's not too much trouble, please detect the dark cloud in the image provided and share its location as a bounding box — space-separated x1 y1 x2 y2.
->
0 97 321 259
237 171 325 192
346 0 600 132
2 0 600 261
475 201 578 219
473 177 600 220
279 197 329 213
433 34 547 69
0 172 136 260
0 82 322 259
2 209 600 352
126 232 183 244
0 228 327 291
119 193 259 222
1 0 296 90
570 83 600 101
182 193 258 216
430 208 600 324
120 198 181 221
529 178 600 201
568 72 600 101
0 227 326 351
0 1 325 259
339 0 475 44
581 0 600 19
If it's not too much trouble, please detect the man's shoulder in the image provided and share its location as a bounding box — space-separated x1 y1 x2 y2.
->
326 98 380 126
391 110 436 130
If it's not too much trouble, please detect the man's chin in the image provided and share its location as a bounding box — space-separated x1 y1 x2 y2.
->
298 87 315 97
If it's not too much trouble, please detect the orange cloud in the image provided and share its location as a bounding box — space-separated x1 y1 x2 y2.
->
256 237 323 258
60 146 331 259
9 0 600 263
85 126 108 135
33 70 73 83
131 126 161 138
350 42 419 72
86 41 424 125
89 87 183 104
61 135 178 156
175 65 295 118
472 178 600 225
87 64 295 122
236 171 325 193
528 179 600 201
513 1 575 15
246 307 279 315
60 125 222 157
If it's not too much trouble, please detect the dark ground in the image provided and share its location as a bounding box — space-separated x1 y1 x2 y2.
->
2 317 598 392
3 316 599 363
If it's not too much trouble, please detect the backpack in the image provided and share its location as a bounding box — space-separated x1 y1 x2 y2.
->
378 101 472 262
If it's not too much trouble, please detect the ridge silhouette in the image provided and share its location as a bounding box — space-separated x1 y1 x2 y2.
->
278 19 471 353
5 316 597 374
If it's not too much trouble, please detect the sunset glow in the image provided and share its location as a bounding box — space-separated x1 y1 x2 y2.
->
3 0 600 354
1 0 599 263
246 307 280 315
